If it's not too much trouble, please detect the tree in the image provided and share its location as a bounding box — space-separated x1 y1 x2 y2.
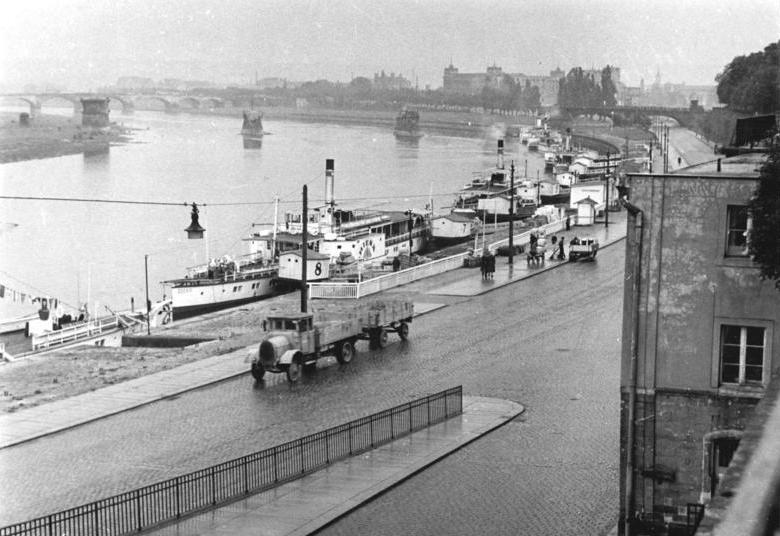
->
716 42 778 113
523 83 541 110
748 141 780 289
601 65 618 107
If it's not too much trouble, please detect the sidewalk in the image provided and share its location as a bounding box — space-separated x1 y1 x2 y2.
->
0 211 626 450
144 396 523 536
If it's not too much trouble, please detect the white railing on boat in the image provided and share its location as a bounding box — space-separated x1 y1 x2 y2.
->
32 316 120 351
308 217 567 299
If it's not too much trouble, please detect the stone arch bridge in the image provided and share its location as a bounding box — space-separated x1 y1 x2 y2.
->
559 105 704 130
0 93 232 117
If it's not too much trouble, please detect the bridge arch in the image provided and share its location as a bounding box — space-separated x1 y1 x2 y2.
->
199 97 224 109
38 95 82 114
177 97 200 110
0 96 41 117
132 95 178 113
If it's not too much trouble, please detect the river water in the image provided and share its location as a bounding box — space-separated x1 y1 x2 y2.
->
0 108 546 319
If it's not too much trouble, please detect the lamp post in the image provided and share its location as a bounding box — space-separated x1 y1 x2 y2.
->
144 254 150 335
406 209 414 260
509 161 515 265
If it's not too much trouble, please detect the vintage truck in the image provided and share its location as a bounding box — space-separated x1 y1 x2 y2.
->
568 237 599 262
247 298 414 382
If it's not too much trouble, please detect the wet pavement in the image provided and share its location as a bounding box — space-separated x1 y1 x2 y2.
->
1 212 627 535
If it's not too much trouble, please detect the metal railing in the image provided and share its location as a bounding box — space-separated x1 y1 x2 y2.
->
0 386 463 536
308 217 567 299
31 317 120 351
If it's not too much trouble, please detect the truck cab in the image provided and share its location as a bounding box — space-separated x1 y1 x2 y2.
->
265 313 316 354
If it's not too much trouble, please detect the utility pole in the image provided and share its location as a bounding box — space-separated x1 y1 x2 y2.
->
605 152 610 227
301 185 308 313
144 254 150 335
509 161 515 265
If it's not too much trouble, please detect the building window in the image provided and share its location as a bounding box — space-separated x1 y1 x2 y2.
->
725 205 750 257
720 325 765 385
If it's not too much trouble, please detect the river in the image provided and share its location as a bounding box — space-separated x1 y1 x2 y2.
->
0 108 546 319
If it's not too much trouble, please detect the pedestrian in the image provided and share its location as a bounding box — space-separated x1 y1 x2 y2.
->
565 216 571 231
488 252 495 279
550 236 558 260
392 256 400 272
480 249 488 280
558 238 565 260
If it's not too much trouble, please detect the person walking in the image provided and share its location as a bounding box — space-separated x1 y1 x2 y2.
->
550 236 558 260
487 251 495 279
558 238 565 260
480 249 488 280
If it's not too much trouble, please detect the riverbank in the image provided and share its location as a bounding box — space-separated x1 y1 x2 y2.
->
0 112 134 164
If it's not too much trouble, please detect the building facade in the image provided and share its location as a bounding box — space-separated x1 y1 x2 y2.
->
442 64 619 108
619 154 778 535
373 71 412 91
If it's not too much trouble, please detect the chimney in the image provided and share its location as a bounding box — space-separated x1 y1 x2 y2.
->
497 139 505 170
325 159 335 207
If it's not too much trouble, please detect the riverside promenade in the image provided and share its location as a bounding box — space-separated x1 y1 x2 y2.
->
0 212 627 535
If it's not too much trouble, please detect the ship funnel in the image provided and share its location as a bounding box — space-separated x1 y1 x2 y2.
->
325 159 335 206
497 139 505 170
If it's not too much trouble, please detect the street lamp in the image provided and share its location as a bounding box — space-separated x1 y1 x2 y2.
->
184 202 205 239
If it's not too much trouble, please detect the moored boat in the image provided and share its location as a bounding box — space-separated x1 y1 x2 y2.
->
393 109 423 139
164 250 278 319
281 159 431 268
431 209 481 245
241 110 264 148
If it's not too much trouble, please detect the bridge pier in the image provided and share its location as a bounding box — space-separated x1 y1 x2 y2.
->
80 98 111 127
29 101 41 118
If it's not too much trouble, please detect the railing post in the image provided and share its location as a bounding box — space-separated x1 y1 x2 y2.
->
47 514 53 536
243 459 249 495
135 489 142 532
299 438 305 474
210 466 216 505
409 402 413 433
348 421 353 455
370 416 374 447
444 392 448 416
390 409 395 439
273 447 278 482
427 395 431 424
93 502 99 536
175 477 181 518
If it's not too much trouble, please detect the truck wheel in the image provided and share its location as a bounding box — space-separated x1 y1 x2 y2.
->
250 362 265 381
376 328 389 348
286 361 302 383
398 322 409 340
336 340 355 364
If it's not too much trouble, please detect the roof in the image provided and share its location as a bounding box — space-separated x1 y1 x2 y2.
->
436 212 475 223
672 152 767 177
280 249 331 260
576 196 598 205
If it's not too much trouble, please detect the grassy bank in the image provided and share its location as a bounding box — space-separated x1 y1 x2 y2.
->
0 112 133 164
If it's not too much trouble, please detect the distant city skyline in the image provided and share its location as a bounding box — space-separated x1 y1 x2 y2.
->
1 0 778 92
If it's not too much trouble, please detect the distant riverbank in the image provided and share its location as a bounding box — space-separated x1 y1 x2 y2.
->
0 112 134 164
0 105 652 164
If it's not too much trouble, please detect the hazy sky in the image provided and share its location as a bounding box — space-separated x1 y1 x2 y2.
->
1 0 778 91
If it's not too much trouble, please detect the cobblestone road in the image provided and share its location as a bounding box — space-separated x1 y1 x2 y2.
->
1 242 624 535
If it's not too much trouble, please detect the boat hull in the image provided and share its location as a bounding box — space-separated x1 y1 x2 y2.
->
170 273 276 319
